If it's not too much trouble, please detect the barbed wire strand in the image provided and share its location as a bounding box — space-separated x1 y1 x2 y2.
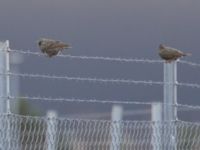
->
1 72 164 86
3 95 200 111
1 72 200 89
179 60 200 67
7 49 200 68
177 83 200 89
8 49 162 63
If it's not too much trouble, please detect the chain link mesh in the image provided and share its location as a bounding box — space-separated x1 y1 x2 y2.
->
0 113 199 150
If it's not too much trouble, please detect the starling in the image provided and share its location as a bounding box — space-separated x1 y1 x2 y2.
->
159 44 191 63
38 38 71 57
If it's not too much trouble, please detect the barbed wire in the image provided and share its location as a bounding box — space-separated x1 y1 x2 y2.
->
1 72 200 89
66 109 152 119
8 96 155 105
2 49 200 112
3 95 200 111
179 60 200 67
177 82 200 89
1 72 164 86
8 49 162 63
7 49 200 68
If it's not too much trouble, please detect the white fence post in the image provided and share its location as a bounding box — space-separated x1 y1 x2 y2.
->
0 40 10 113
0 41 7 149
0 41 8 113
110 105 123 150
151 102 162 150
10 53 24 114
163 61 177 150
47 110 58 150
0 41 11 149
5 40 11 114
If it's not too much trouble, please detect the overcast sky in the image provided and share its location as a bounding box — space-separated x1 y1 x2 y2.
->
0 0 200 121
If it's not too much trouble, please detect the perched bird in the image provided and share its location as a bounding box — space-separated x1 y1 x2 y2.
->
158 44 191 63
38 38 71 57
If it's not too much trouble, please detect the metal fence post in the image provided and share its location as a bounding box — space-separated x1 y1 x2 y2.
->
47 110 58 150
0 41 11 149
5 40 11 114
163 61 177 150
110 105 123 150
151 102 162 150
0 41 7 113
0 41 6 149
10 53 24 114
0 40 10 113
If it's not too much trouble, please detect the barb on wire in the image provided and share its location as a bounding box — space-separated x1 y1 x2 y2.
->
1 72 200 88
8 96 154 105
3 95 200 111
5 49 200 68
179 60 200 68
8 49 162 64
0 72 164 86
177 82 200 89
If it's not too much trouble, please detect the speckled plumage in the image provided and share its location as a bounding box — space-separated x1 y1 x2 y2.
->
159 44 191 63
38 38 71 57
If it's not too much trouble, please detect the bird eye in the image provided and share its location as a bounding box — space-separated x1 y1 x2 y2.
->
38 41 42 46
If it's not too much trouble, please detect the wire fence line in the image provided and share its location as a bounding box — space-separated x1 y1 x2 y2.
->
0 72 200 89
1 48 200 112
177 82 200 89
179 60 200 68
1 72 165 85
5 49 200 68
1 95 200 112
1 45 200 149
8 49 163 64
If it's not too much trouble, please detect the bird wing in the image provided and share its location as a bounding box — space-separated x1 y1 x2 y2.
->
47 41 69 50
159 48 183 60
166 47 185 57
39 40 55 52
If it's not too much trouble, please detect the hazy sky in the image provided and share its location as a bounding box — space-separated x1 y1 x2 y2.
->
0 0 200 121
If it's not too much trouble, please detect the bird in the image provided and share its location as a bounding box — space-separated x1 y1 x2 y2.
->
38 38 71 57
158 44 191 63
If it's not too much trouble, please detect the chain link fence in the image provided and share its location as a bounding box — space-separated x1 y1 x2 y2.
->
0 113 199 150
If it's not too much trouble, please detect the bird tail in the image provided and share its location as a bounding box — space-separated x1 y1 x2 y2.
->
65 44 72 49
182 53 192 56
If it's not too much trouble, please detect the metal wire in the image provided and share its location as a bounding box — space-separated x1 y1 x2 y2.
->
7 49 200 69
7 95 157 105
1 72 200 89
0 113 200 150
3 72 164 86
1 95 200 111
0 46 199 150
177 82 200 89
8 49 163 64
179 60 200 68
